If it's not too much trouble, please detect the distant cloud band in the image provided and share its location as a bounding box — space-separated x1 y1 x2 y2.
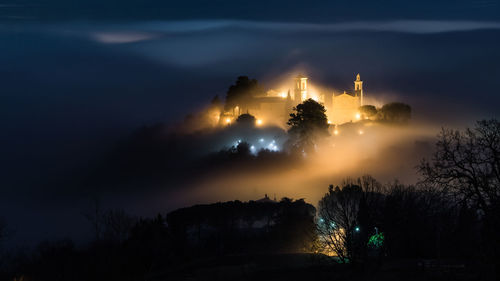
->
148 20 500 34
91 20 500 44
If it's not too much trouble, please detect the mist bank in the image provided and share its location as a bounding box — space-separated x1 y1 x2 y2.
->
1 22 499 247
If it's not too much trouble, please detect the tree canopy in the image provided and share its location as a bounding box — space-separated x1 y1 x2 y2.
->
225 76 264 111
359 105 377 118
378 102 411 123
287 99 329 152
419 119 500 213
236 113 256 126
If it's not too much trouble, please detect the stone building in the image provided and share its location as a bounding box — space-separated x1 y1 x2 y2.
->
221 74 365 126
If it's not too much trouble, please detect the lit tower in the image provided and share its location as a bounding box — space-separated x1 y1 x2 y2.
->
354 73 363 106
294 75 308 102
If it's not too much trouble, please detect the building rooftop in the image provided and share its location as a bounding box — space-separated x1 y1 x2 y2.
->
256 194 277 203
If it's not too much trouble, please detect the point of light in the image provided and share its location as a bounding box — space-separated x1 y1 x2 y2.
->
334 130 339 135
281 92 287 98
256 119 263 125
225 118 231 124
355 226 360 232
355 113 361 120
250 145 255 150
358 130 364 135
259 138 264 142
327 120 332 124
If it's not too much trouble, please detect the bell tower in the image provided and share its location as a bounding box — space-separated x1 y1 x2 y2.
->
294 75 308 103
354 73 363 106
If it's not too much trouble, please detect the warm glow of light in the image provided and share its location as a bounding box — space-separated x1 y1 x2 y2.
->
334 130 339 135
355 113 361 120
256 119 263 125
225 118 231 124
358 130 364 135
281 92 287 98
327 120 332 124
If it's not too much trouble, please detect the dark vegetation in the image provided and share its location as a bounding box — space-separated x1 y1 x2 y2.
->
236 113 257 126
167 199 316 256
287 99 329 153
2 173 497 280
1 75 496 280
224 76 265 111
1 120 499 280
359 102 412 123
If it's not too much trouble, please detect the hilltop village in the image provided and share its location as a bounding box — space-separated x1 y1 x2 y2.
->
220 74 365 126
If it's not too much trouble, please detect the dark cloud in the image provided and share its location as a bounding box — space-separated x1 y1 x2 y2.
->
1 0 500 21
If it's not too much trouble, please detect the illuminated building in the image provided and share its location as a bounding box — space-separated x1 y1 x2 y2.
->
220 73 365 126
294 74 308 102
329 74 364 124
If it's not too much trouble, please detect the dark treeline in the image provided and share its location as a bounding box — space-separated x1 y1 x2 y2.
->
1 176 496 280
316 177 481 263
0 198 316 281
168 199 316 256
1 112 498 280
313 120 500 278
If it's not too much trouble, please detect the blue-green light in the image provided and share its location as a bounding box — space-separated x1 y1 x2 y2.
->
368 232 384 249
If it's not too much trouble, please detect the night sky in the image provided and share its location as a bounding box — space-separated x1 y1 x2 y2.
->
1 0 500 246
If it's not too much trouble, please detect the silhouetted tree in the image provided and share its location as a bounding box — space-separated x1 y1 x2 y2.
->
236 113 256 126
166 199 316 255
419 119 500 213
380 182 448 259
287 99 329 153
83 197 104 241
378 102 411 123
235 141 251 156
419 119 500 270
102 209 136 244
211 95 222 108
317 182 364 263
225 76 264 111
359 105 377 119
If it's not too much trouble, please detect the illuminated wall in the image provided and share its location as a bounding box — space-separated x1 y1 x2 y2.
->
220 74 364 127
329 92 361 125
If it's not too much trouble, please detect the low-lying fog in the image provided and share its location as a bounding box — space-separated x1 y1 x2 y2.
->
1 20 499 248
153 121 438 209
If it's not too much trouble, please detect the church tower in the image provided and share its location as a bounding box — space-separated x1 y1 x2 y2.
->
294 75 308 103
354 73 363 106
